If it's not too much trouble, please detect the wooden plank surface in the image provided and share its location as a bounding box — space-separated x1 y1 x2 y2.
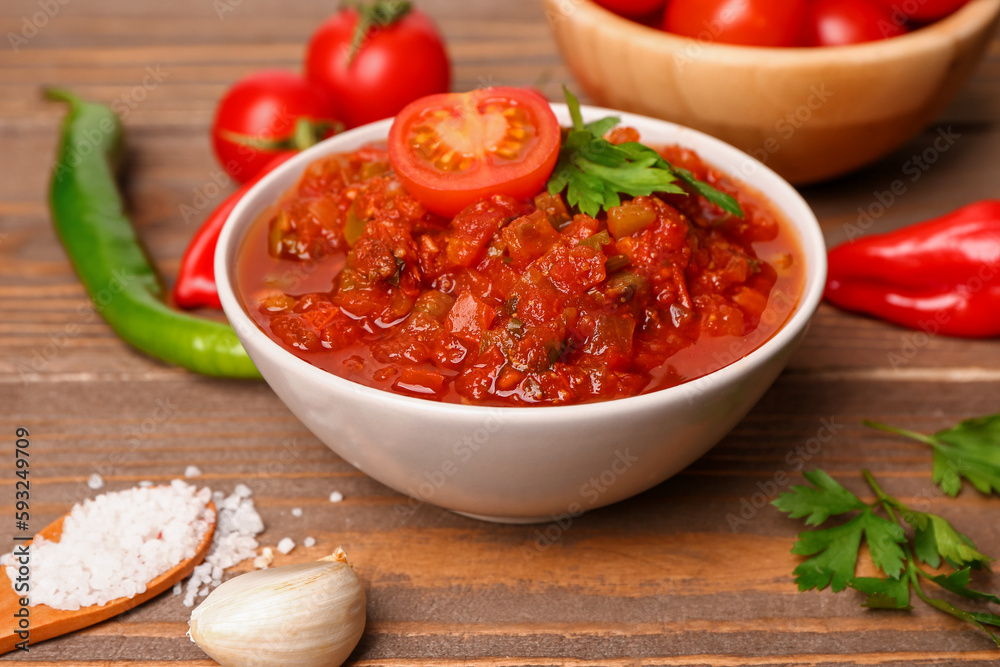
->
1 0 999 664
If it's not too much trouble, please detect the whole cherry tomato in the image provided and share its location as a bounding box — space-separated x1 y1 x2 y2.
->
663 0 808 47
305 1 451 129
211 70 339 183
808 0 908 46
871 0 968 22
387 87 560 217
594 0 666 19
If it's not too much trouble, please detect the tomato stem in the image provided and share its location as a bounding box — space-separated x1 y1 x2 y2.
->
346 0 412 65
220 117 342 152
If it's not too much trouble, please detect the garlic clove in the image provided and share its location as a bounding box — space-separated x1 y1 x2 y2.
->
189 548 365 667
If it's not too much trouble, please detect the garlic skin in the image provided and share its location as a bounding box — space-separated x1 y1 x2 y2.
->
188 549 365 667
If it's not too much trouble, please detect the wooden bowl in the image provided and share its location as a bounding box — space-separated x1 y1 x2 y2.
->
546 0 1000 184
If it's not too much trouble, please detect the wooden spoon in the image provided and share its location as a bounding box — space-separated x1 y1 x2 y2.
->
0 500 216 654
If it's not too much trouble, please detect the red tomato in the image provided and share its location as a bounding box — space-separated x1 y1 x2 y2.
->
808 0 908 46
387 87 561 217
871 0 968 22
594 0 666 19
663 0 807 47
305 5 450 129
212 70 339 183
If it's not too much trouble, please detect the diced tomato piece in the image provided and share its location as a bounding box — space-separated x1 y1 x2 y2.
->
348 238 401 283
454 346 506 402
446 196 526 268
510 268 565 326
696 294 745 337
476 256 518 302
444 292 496 343
270 314 321 352
413 289 455 321
392 367 448 398
537 244 607 296
501 211 560 270
301 304 339 330
731 286 769 320
576 312 636 371
418 233 447 279
559 214 601 244
372 311 441 364
495 365 526 392
533 191 571 228
431 336 469 369
320 315 362 350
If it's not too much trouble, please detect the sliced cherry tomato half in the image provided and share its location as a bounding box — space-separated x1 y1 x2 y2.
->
387 87 561 217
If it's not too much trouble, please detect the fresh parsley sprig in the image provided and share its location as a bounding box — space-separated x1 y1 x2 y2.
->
865 414 1000 497
774 468 1000 646
546 88 743 220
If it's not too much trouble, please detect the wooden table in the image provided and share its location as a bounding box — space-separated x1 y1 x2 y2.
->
2 0 999 664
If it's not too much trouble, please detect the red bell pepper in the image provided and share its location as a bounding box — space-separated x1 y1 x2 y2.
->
173 152 297 310
824 200 1000 338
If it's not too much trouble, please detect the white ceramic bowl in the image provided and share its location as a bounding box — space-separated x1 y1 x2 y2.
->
216 105 827 523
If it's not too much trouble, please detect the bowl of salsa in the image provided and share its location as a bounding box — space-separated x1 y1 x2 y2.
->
215 89 826 522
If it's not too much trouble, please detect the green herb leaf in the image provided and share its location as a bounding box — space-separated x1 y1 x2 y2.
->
565 87 586 131
778 463 1000 648
547 87 745 220
673 167 744 218
772 469 866 526
928 568 1000 604
790 508 906 592
584 116 620 138
898 508 992 570
866 415 1000 497
850 575 913 610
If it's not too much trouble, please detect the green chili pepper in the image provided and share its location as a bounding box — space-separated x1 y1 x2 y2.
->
46 88 260 378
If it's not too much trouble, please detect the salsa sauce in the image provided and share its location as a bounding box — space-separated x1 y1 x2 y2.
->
236 136 805 406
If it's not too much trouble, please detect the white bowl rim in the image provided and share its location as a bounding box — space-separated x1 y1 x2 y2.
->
216 103 827 420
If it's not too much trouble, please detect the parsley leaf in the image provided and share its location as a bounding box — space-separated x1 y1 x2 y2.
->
772 469 866 525
775 465 1000 648
899 508 992 570
850 575 912 610
928 568 1000 604
547 87 744 219
865 414 1000 497
775 471 905 591
791 510 906 592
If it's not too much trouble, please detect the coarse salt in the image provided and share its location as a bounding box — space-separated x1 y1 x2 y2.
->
276 537 295 555
329 491 344 503
181 485 265 607
1 480 212 611
291 507 303 517
87 473 104 490
303 537 316 548
184 465 202 478
253 547 274 570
